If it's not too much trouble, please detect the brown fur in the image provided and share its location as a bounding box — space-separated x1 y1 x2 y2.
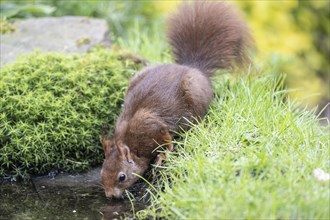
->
101 1 254 198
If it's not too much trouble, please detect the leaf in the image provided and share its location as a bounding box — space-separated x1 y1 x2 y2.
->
0 3 24 18
20 4 56 15
0 3 56 18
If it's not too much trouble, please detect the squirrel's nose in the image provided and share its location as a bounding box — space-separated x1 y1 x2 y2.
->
105 191 114 198
105 189 123 199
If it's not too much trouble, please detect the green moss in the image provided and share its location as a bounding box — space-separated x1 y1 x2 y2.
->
76 37 91 47
0 18 17 34
0 47 144 178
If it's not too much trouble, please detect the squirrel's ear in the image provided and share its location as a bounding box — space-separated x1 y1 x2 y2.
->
117 143 134 164
102 136 112 158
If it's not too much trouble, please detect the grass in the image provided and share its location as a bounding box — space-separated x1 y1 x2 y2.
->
117 20 172 65
135 73 329 219
137 75 329 219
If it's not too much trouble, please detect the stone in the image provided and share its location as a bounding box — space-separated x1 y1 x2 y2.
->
0 16 110 65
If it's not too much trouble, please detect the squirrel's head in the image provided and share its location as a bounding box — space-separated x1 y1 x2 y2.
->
100 137 149 199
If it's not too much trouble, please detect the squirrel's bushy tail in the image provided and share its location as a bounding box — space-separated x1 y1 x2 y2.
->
166 1 253 75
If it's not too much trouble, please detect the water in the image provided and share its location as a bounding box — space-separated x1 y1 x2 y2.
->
0 167 148 219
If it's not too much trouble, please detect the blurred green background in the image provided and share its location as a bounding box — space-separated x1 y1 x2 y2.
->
1 0 329 110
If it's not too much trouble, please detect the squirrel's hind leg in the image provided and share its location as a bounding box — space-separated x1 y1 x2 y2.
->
181 69 213 119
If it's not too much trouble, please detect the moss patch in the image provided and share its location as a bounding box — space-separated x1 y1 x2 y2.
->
0 18 17 34
0 47 144 178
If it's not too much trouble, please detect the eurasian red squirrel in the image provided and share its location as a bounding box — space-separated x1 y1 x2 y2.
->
101 1 253 199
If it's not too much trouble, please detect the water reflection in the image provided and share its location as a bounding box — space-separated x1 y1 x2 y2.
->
0 167 147 219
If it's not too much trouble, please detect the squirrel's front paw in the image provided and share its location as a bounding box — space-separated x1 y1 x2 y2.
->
154 153 165 166
154 144 173 166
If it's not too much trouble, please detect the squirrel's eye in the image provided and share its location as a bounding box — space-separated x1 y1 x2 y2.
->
119 173 126 182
